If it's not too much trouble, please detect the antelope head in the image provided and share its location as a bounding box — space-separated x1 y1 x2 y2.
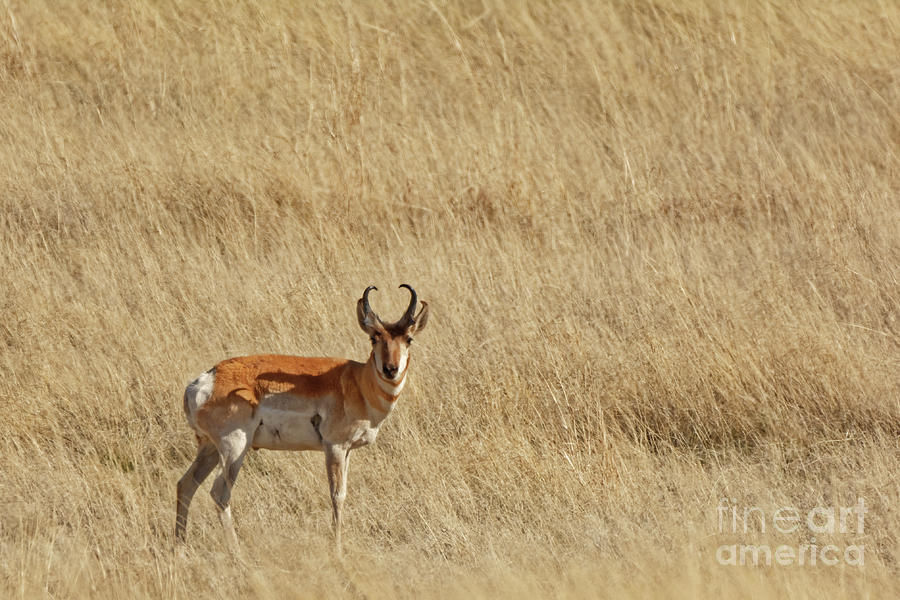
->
357 284 429 382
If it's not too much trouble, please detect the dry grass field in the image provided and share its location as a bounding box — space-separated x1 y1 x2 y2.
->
1 0 898 597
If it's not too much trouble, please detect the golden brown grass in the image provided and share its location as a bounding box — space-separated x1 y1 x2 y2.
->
1 0 898 597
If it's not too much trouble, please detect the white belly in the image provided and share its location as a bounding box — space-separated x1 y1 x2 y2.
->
252 394 322 451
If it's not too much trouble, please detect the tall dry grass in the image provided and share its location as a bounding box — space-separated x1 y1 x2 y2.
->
0 0 898 597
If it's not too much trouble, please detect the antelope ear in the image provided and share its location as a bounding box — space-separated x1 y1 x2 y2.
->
410 301 429 334
357 298 379 334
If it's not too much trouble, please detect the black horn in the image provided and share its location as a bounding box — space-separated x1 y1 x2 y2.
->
362 285 378 317
398 284 418 327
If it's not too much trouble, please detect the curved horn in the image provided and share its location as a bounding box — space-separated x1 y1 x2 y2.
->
398 284 418 327
362 285 378 317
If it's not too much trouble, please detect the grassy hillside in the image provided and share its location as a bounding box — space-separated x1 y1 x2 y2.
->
1 1 898 597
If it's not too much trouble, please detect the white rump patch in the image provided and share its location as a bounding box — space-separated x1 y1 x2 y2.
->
183 368 215 429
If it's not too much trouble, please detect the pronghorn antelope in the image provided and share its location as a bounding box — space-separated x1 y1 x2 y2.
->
176 284 429 553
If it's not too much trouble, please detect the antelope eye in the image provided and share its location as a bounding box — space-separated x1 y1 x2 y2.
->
406 336 413 344
370 337 377 345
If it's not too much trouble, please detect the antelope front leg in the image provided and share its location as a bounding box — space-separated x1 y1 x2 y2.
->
324 443 350 556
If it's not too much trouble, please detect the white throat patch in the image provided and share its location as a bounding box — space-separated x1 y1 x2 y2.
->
376 371 406 396
373 351 408 396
